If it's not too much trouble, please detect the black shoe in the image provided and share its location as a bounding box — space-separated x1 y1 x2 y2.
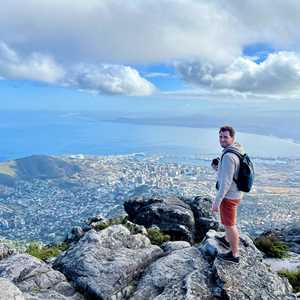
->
215 235 230 248
217 251 240 264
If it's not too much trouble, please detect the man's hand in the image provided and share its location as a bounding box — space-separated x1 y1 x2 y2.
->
211 201 219 213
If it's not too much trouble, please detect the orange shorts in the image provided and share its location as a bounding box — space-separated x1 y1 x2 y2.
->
220 198 241 226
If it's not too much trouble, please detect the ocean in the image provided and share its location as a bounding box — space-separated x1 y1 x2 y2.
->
1 110 300 162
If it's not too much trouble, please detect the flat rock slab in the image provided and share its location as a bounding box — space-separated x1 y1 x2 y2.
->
130 246 211 300
53 225 163 300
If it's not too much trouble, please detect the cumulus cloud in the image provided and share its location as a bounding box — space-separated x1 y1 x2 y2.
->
2 0 300 97
0 42 65 83
68 64 156 96
1 0 300 66
177 52 300 95
0 0 243 65
0 42 155 96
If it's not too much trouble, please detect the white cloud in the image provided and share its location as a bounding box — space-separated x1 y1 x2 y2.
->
0 0 243 65
177 52 300 95
1 0 300 66
0 42 155 96
0 42 65 83
2 0 300 98
68 64 156 96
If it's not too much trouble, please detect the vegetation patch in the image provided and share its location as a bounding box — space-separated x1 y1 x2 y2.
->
254 234 289 258
26 242 69 261
278 269 300 293
147 227 170 246
94 215 128 231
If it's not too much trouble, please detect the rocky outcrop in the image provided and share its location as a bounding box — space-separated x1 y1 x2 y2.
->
124 195 219 243
200 230 295 300
130 246 212 299
0 251 83 300
0 278 24 300
1 194 297 299
53 225 163 300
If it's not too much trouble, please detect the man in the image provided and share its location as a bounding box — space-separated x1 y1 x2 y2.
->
211 125 245 264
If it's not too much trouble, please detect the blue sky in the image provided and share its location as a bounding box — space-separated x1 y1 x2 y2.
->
1 0 300 111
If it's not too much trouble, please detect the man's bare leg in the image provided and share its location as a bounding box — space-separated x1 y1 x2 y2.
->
225 225 240 257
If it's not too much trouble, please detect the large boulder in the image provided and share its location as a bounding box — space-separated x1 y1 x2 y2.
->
0 252 83 300
124 195 218 243
199 230 295 300
53 225 163 300
183 196 219 241
279 224 300 254
0 278 24 300
130 246 212 299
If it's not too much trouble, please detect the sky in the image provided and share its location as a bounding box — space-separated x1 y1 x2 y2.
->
1 0 300 111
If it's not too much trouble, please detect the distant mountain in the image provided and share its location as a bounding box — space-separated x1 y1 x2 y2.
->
0 155 80 185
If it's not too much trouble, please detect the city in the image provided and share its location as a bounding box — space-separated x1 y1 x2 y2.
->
0 153 299 244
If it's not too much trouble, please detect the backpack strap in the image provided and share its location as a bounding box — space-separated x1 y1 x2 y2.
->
220 149 243 161
220 149 243 183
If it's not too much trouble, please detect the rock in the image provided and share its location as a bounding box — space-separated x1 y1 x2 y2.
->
0 278 25 300
0 253 83 300
66 226 84 243
264 251 300 272
280 224 300 254
124 220 148 235
199 230 296 299
0 242 13 260
86 214 106 225
124 196 196 242
256 225 300 255
161 241 191 252
130 246 212 299
182 196 220 241
53 225 163 300
89 214 128 231
124 195 220 244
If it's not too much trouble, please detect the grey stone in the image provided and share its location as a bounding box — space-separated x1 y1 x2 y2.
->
199 230 296 299
124 195 220 244
0 278 25 300
53 225 163 300
0 242 13 260
66 226 84 242
124 196 196 242
0 253 83 300
130 246 212 299
161 241 191 252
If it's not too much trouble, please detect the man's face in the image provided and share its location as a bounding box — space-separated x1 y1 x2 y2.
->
219 130 234 148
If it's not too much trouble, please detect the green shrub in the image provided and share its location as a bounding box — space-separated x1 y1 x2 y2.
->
147 228 170 246
26 242 69 261
94 223 110 231
278 269 300 293
254 234 289 258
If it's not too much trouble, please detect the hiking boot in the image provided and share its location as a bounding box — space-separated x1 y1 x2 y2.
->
217 251 240 264
215 235 230 248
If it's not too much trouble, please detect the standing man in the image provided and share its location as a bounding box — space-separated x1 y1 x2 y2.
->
211 125 245 264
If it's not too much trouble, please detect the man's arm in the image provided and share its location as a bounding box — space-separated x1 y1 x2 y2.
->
214 154 236 206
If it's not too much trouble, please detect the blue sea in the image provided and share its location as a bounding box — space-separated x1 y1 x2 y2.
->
1 110 300 162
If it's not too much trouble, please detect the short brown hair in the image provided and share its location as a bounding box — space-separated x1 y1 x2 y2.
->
219 125 235 138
